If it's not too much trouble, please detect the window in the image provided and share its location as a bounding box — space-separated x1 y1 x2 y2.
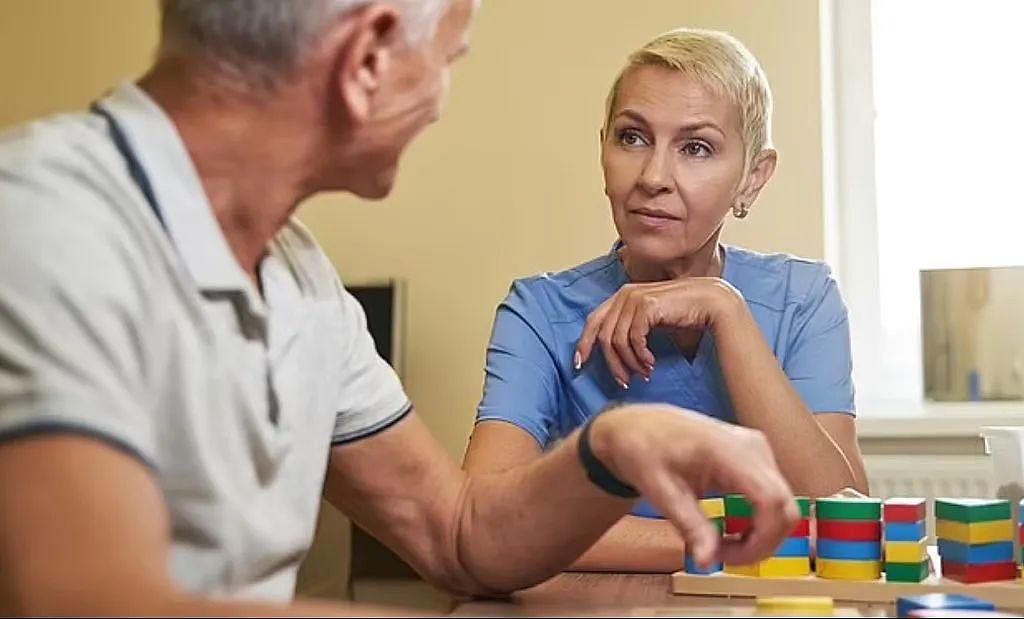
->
825 0 1024 414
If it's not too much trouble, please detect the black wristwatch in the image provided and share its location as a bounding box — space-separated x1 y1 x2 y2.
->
577 404 640 499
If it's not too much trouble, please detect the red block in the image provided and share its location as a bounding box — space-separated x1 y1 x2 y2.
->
883 498 927 523
941 559 1018 584
816 519 882 541
726 516 809 537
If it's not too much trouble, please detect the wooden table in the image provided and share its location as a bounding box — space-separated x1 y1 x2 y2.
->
450 572 889 617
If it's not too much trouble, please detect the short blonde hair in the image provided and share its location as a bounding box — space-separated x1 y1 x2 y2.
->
604 28 773 164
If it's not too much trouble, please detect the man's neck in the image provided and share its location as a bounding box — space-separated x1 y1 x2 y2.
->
138 66 323 283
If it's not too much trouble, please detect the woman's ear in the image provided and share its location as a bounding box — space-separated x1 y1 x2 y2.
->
737 148 778 213
329 5 401 124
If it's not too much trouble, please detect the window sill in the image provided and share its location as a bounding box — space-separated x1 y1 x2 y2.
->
856 400 1024 439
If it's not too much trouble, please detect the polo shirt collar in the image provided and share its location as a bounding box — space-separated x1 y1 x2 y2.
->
99 82 257 298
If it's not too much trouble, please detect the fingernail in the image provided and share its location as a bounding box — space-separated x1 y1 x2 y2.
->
573 351 581 371
646 364 655 373
642 375 650 383
618 380 629 390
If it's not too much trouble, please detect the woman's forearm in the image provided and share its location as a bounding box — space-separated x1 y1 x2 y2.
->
710 300 858 497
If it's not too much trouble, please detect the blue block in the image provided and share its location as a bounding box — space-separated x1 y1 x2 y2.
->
817 539 882 561
684 555 722 575
773 536 811 558
897 593 995 618
885 521 927 542
937 539 1014 564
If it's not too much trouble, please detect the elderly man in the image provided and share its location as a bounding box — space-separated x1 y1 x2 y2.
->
0 0 797 615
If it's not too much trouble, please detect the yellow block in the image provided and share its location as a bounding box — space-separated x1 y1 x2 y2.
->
816 558 881 581
700 497 725 519
884 540 928 563
756 596 835 615
725 557 811 578
936 518 1014 545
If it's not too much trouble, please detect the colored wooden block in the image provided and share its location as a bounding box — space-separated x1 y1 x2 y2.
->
683 554 722 575
886 521 928 542
937 540 1015 565
896 593 995 618
885 497 927 523
772 536 811 558
712 517 724 535
699 497 724 519
756 596 834 615
935 499 1011 524
725 516 809 538
936 519 1014 545
885 540 929 563
816 497 882 521
724 556 811 578
885 559 929 583
817 539 882 561
940 558 1017 583
724 495 810 518
818 519 882 541
815 558 882 580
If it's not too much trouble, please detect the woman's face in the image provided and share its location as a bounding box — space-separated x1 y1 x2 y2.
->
602 64 749 265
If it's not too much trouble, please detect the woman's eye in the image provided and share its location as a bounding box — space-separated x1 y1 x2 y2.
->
682 141 712 158
617 128 648 147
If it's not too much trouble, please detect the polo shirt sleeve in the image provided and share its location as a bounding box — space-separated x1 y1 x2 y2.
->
475 280 562 447
330 284 412 445
0 177 157 466
782 263 856 415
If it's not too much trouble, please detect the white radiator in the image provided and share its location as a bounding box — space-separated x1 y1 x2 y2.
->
867 455 995 499
865 454 996 541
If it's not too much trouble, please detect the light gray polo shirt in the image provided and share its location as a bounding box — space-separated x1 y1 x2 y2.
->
0 84 411 601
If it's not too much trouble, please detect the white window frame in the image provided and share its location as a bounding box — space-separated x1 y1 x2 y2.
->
820 0 1024 434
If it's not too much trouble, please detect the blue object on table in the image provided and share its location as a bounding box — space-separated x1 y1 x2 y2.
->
772 536 811 557
816 538 882 561
897 593 995 618
683 555 723 575
936 539 1015 564
885 521 927 542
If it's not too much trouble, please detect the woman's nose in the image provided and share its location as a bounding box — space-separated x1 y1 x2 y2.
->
638 147 673 196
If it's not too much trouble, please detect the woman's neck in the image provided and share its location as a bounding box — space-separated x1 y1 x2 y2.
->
621 235 725 283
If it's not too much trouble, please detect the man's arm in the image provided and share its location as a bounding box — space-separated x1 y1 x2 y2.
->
0 435 410 617
326 405 798 596
462 420 684 574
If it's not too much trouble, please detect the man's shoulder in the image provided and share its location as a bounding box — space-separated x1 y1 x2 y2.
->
272 217 345 301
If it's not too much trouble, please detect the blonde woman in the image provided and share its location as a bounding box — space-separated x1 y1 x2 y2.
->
464 28 869 572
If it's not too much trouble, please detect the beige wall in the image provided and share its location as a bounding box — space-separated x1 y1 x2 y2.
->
0 1 825 461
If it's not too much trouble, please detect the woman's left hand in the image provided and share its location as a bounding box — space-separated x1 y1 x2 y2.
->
575 277 745 388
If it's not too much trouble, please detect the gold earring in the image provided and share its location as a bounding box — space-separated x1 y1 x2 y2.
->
732 202 749 219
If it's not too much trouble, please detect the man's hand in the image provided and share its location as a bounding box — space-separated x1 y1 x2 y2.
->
587 404 799 569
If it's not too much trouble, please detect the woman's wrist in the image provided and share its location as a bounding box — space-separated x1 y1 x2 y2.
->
704 279 749 332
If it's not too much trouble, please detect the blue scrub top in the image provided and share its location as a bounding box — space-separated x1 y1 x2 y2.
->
475 243 855 517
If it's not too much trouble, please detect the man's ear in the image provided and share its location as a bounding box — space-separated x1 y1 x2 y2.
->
328 5 401 123
737 148 778 213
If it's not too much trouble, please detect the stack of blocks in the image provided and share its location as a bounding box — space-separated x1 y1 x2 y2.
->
884 497 930 582
815 497 883 580
935 498 1017 583
723 495 811 577
682 497 725 575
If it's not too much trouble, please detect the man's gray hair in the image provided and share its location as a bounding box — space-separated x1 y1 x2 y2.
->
159 0 449 88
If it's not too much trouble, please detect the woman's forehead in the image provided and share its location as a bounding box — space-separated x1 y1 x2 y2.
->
613 66 740 133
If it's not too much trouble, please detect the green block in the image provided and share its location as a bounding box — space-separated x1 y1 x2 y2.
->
713 517 725 535
724 495 811 518
725 495 752 517
935 498 1011 523
884 560 929 582
816 497 882 521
